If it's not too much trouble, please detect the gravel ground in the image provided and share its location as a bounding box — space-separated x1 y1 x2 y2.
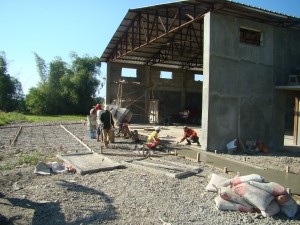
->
0 121 299 225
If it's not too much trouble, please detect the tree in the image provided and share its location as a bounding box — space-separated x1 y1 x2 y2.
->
26 53 102 115
66 53 101 114
34 52 48 84
25 87 46 114
0 52 25 112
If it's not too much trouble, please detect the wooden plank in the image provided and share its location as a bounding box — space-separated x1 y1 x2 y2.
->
150 157 201 170
132 160 201 173
173 170 200 178
10 126 22 147
294 96 299 145
125 158 202 179
102 152 148 157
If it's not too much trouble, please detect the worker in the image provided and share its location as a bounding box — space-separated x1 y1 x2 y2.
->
95 104 103 142
100 105 115 148
146 126 161 149
116 118 131 138
179 126 200 146
87 105 97 139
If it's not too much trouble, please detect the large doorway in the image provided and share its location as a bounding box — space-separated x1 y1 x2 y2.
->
284 95 299 146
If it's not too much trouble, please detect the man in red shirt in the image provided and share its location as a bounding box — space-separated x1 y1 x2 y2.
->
179 126 200 146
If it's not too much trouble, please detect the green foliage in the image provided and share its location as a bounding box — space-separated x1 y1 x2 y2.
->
34 52 48 84
0 111 27 125
0 163 12 171
25 87 46 115
25 114 85 122
26 53 103 115
0 111 84 126
18 152 41 166
0 52 25 112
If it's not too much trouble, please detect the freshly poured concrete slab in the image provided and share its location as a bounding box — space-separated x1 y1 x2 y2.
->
57 152 124 175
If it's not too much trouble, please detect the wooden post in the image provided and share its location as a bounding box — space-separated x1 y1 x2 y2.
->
224 167 228 173
196 153 200 162
243 157 246 162
285 166 290 173
175 150 177 156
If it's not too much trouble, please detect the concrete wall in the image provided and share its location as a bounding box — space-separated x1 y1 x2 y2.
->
273 28 300 86
203 11 300 151
203 12 275 151
106 62 202 123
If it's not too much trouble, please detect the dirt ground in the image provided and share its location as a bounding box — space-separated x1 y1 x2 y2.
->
0 121 299 225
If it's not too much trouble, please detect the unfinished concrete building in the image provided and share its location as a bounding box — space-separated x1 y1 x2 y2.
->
100 0 300 151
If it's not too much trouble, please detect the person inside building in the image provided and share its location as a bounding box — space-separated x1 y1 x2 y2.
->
100 105 115 148
95 104 103 142
179 126 200 146
146 126 161 149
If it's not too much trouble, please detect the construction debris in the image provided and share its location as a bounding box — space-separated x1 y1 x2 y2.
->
34 161 76 175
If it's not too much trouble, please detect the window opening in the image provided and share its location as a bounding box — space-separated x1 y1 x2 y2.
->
194 74 203 82
121 68 137 78
160 71 172 79
240 27 263 46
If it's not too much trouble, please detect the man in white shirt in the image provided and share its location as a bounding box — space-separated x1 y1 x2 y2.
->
95 104 103 142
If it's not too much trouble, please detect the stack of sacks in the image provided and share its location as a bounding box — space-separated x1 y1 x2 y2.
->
205 173 298 218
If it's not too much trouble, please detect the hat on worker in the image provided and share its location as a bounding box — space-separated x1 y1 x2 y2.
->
95 104 102 110
183 126 188 130
155 126 161 131
105 105 110 110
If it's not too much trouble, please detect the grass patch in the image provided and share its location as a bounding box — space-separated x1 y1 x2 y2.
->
18 153 41 166
0 163 13 171
25 115 85 122
0 112 85 126
0 112 27 126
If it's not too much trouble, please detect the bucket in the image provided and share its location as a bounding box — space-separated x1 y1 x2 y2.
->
89 130 96 139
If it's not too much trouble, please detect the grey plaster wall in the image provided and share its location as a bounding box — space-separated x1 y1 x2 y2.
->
203 12 275 151
273 27 300 86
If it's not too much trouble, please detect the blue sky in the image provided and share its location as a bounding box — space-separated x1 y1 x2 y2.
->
1 0 299 96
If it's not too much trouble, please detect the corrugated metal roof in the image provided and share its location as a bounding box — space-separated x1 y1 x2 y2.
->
228 0 300 19
100 0 300 70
